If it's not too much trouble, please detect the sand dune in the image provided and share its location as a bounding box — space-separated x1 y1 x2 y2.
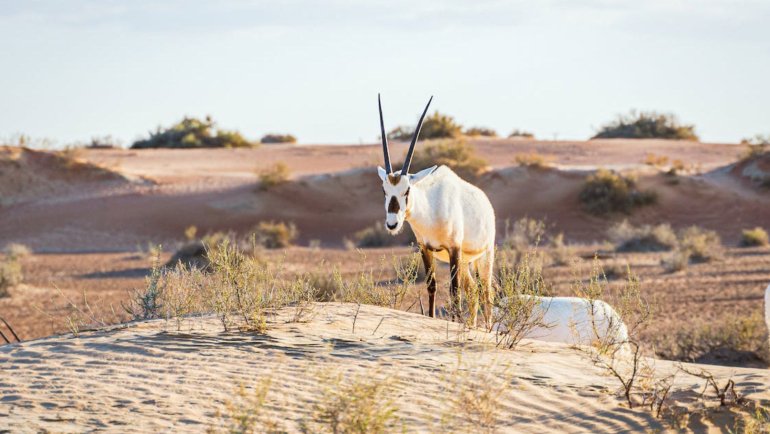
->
1 303 767 432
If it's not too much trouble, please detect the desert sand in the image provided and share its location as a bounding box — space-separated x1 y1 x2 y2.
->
1 303 767 433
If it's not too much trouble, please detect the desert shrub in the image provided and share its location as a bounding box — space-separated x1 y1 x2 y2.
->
0 255 23 297
644 153 669 167
387 111 462 141
741 134 770 147
508 129 534 139
493 251 552 348
464 126 497 137
592 110 699 140
409 139 487 182
353 222 396 248
441 363 508 432
609 220 678 252
548 233 574 266
4 243 31 259
86 135 122 149
741 227 769 247
260 134 296 144
256 162 291 190
514 152 551 169
131 116 255 149
579 169 657 215
503 217 546 251
124 255 165 320
677 226 723 263
215 379 282 433
252 221 297 249
306 370 399 434
654 313 768 367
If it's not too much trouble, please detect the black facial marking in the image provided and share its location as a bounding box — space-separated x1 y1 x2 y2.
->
387 195 400 213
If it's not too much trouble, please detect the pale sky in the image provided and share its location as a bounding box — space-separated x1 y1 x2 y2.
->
1 0 768 146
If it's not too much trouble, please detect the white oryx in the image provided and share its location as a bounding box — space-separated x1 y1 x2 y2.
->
376 94 496 327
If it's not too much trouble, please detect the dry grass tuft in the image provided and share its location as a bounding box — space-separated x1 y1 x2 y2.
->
740 227 769 247
609 220 678 253
256 162 291 191
252 221 298 249
464 126 497 137
213 379 283 433
514 151 551 169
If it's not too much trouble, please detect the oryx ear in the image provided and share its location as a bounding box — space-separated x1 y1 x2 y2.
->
409 165 438 185
377 166 388 181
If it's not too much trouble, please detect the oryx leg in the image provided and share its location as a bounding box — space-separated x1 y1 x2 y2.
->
477 246 495 329
449 248 463 321
419 245 437 318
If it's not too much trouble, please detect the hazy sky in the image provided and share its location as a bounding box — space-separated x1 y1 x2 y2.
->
1 0 768 146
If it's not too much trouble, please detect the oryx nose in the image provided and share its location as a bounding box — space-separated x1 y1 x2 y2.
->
386 222 398 230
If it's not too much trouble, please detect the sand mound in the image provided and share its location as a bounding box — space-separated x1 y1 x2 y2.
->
0 303 767 432
0 146 133 206
729 151 770 188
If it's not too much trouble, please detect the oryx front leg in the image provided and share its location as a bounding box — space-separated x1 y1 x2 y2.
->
419 245 437 318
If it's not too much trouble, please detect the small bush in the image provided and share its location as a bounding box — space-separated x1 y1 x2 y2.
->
579 169 657 215
508 129 534 139
252 221 297 249
387 111 462 141
216 379 282 433
514 152 550 169
741 227 769 247
256 162 291 190
503 217 546 251
131 116 255 149
353 222 397 248
549 233 574 266
609 220 678 252
408 139 487 181
306 370 399 434
643 153 669 167
0 255 23 297
677 226 723 263
464 126 497 137
260 134 297 144
593 110 699 140
4 243 31 259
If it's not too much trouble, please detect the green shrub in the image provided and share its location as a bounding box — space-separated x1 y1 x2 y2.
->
256 162 291 190
387 111 462 141
508 129 534 139
464 127 497 137
260 134 297 144
131 116 255 149
592 110 699 140
609 220 677 252
579 169 657 215
741 227 769 247
252 221 298 249
409 139 487 182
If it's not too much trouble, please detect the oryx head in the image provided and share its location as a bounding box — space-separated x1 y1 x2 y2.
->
377 94 438 235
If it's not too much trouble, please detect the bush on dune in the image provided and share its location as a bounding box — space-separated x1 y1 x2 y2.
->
740 227 769 247
256 162 291 191
593 110 699 140
260 134 297 144
387 111 463 141
252 221 298 249
131 116 255 149
408 139 487 182
609 220 678 252
464 127 497 137
508 129 534 139
579 169 657 215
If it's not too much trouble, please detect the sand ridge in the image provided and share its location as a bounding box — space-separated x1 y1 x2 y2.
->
1 303 767 432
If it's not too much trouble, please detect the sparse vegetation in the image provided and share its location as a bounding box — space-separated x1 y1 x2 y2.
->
579 169 657 215
508 129 534 139
503 217 546 251
352 222 398 248
662 226 723 272
131 116 255 149
408 139 487 182
441 362 508 432
256 162 291 190
741 227 769 247
260 134 297 144
0 254 23 298
387 111 462 141
305 370 400 434
609 220 678 252
215 379 283 433
464 126 497 137
514 151 551 169
593 110 699 140
252 221 298 249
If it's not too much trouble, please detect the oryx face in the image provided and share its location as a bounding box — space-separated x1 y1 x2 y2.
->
375 94 434 235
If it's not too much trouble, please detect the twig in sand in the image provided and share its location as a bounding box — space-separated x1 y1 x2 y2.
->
352 303 362 334
419 296 424 316
372 317 386 336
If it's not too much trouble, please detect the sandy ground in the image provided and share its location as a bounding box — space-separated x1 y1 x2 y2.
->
1 303 768 433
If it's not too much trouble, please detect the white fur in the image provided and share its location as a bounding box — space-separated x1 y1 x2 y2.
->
765 284 770 345
494 296 629 345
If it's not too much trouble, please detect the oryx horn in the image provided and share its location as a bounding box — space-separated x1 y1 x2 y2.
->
401 96 433 175
378 93 392 174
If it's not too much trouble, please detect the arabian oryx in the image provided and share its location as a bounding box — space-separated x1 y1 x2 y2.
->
376 95 496 327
